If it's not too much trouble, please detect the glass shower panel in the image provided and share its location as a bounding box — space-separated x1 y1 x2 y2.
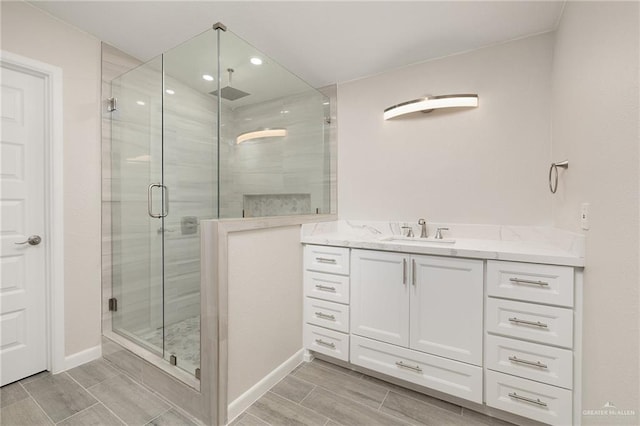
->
161 29 219 375
111 56 164 355
217 30 330 218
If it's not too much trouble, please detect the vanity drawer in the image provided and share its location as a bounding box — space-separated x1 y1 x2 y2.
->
486 370 572 426
487 261 574 307
304 245 350 275
486 298 573 348
304 324 349 361
304 271 350 304
350 335 482 404
304 298 349 333
486 335 573 389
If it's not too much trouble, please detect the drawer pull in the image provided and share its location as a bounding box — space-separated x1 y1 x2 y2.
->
508 392 548 407
315 312 336 321
316 257 337 264
395 361 423 373
508 317 548 328
315 339 336 348
315 284 336 292
509 278 549 287
412 259 416 286
508 355 548 369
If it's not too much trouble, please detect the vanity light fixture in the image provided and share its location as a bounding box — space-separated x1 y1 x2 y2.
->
236 128 287 144
383 94 479 120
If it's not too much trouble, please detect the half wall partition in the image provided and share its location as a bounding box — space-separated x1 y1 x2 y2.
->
104 23 331 415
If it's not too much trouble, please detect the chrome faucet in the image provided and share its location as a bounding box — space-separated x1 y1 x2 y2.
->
401 224 414 238
418 218 428 238
435 227 449 240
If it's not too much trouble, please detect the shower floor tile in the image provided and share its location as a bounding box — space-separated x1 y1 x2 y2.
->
142 316 200 374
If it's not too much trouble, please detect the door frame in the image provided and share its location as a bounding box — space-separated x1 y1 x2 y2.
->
0 50 65 374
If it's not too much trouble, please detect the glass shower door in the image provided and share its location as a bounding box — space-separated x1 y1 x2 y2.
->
110 56 165 356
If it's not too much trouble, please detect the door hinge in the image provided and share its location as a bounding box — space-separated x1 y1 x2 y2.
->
195 368 201 380
108 298 118 312
170 354 177 366
107 97 117 112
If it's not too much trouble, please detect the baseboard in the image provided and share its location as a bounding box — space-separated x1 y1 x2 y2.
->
227 349 304 422
64 344 102 371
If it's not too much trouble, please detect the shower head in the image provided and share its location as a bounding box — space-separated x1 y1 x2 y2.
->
209 68 251 101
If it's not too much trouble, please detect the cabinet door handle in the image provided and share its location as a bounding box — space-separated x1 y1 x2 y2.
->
315 339 335 348
315 284 336 292
412 259 416 286
315 312 336 321
508 392 548 407
316 257 337 264
508 355 548 369
395 361 422 373
509 278 549 287
402 258 407 284
508 317 548 328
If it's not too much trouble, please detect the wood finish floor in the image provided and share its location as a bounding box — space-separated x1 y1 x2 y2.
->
1 356 514 426
232 358 514 426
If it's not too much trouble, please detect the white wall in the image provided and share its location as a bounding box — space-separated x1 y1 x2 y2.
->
1 1 102 356
337 33 554 225
551 2 640 424
227 225 303 401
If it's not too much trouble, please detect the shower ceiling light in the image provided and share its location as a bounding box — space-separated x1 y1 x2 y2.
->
136 100 145 106
202 74 214 81
250 57 263 65
383 94 479 120
236 128 287 144
165 89 175 95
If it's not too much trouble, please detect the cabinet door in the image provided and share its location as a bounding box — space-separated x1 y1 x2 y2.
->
410 255 483 365
351 249 410 346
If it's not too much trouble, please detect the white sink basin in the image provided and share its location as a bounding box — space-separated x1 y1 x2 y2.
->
378 235 456 244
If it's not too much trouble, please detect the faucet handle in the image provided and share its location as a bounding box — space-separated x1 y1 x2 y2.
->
418 218 426 225
435 227 449 240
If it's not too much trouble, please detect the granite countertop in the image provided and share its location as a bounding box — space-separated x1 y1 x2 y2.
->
301 220 585 267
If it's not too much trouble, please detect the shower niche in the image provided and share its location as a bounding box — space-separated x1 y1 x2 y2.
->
105 23 331 388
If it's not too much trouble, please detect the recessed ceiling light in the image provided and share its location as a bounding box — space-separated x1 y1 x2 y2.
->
323 101 330 105
250 57 263 65
136 101 145 106
202 74 214 81
165 89 175 95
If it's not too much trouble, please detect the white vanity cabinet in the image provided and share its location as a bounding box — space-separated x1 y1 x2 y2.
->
349 249 484 403
303 245 351 361
484 260 579 426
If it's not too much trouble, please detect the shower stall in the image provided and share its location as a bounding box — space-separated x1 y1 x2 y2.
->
103 23 331 405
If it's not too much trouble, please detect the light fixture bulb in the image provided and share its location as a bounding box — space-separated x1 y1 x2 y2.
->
136 101 145 106
250 57 263 65
202 74 214 81
165 89 175 95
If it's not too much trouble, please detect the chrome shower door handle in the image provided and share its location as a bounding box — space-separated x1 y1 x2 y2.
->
161 184 169 217
148 183 163 218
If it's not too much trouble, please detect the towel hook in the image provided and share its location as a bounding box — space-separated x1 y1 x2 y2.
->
549 160 569 194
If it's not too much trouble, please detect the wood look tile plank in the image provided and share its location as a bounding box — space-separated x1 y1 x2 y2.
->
22 373 97 423
19 370 51 384
146 408 197 426
311 358 362 378
247 391 327 426
360 374 462 415
460 408 516 426
103 350 143 381
0 381 29 408
234 412 270 426
0 397 53 425
57 403 124 426
271 375 315 403
300 388 408 426
381 391 473 425
89 374 170 426
294 363 387 409
68 359 119 388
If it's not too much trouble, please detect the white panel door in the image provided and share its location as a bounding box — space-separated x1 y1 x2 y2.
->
351 249 409 346
410 255 484 365
0 65 47 385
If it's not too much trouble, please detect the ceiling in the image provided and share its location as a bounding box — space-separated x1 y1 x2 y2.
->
28 1 565 88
